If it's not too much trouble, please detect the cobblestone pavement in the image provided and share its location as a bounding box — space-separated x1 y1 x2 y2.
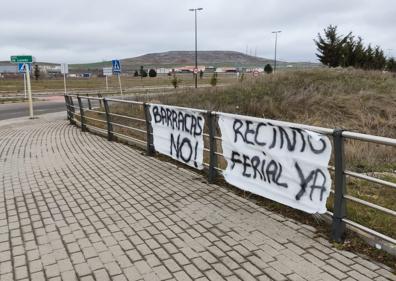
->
0 113 395 281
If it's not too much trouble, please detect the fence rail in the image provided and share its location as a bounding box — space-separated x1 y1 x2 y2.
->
64 94 396 249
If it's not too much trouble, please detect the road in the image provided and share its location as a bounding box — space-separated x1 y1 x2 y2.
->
0 83 225 121
0 96 66 121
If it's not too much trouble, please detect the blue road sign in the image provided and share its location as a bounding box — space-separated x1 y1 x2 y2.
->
18 63 31 73
112 60 121 73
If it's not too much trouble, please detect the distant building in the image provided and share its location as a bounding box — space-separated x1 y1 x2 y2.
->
245 67 264 73
216 67 238 73
174 66 205 73
156 68 173 74
0 65 17 74
205 66 216 73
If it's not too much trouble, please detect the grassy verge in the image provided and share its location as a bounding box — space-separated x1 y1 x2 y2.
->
0 73 237 94
0 98 28 104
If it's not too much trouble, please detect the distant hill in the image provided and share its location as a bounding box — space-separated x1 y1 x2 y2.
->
122 51 275 67
71 51 293 71
1 51 320 71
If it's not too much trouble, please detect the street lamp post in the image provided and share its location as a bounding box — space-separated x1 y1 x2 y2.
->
189 7 203 88
272 30 281 72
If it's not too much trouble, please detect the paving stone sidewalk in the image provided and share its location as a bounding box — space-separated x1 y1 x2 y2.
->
0 113 395 281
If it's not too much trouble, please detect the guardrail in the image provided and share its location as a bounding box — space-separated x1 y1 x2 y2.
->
64 94 396 250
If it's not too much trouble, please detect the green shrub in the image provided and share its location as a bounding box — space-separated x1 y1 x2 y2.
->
210 73 218 87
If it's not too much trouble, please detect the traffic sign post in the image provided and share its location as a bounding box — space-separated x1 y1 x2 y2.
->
23 73 27 99
12 56 34 118
25 64 33 118
112 60 123 98
18 64 30 99
112 60 121 73
18 63 31 73
103 67 113 91
61 63 69 95
117 74 123 98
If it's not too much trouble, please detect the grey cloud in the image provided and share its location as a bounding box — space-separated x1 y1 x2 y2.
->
1 0 395 63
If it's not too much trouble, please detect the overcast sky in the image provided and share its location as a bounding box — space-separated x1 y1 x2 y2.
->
1 0 395 64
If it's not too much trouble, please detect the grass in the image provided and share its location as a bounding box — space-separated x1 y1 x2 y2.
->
138 68 396 136
0 97 29 104
0 73 238 94
75 68 396 267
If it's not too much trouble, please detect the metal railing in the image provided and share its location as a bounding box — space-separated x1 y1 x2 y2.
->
64 94 396 248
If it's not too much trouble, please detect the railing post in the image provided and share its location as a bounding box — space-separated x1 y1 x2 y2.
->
69 96 76 125
103 98 113 141
98 93 103 108
143 103 155 156
332 128 347 242
207 111 218 183
87 94 92 110
64 95 71 121
77 95 87 132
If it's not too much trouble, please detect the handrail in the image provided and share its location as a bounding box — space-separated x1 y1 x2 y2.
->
109 112 146 123
215 111 334 135
342 131 396 146
77 95 103 101
105 98 144 105
344 170 396 189
64 93 396 248
343 194 396 216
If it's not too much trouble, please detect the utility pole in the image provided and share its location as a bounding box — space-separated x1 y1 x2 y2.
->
272 30 282 72
189 7 203 89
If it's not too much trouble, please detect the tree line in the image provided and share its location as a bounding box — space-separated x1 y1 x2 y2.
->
314 25 395 72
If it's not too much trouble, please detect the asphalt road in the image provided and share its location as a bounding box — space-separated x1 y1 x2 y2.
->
0 98 66 121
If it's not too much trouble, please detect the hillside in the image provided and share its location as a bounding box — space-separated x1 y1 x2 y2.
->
69 51 278 70
2 51 319 71
121 50 275 67
71 51 319 71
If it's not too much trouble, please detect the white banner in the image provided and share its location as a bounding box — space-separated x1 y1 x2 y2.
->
218 114 332 214
150 104 205 169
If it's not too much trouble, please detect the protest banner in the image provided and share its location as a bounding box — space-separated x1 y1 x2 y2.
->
218 113 332 214
150 104 205 169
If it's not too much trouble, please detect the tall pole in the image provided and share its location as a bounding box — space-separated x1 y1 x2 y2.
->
23 72 27 99
63 73 67 95
272 30 281 72
25 64 33 118
195 9 197 89
118 73 123 99
61 63 68 95
189 8 203 89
